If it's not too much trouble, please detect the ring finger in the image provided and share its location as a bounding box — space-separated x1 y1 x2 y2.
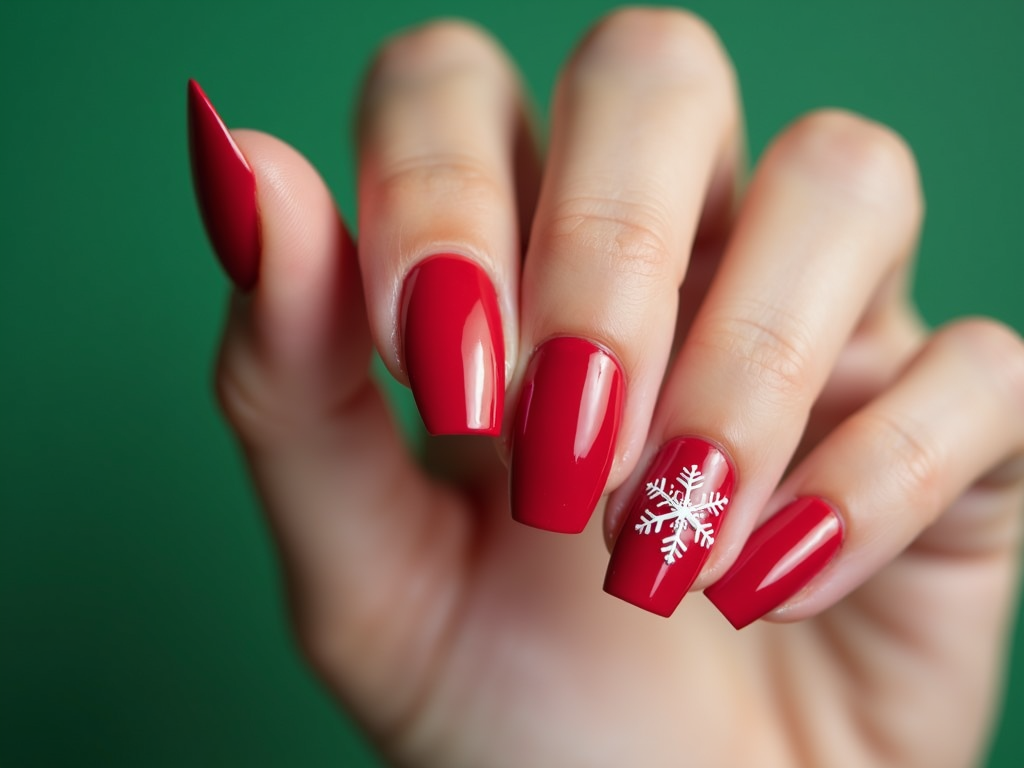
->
604 108 924 616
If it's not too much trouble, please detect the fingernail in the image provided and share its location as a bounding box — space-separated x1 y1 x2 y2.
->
704 497 843 629
511 337 624 533
187 79 260 290
400 255 504 435
604 437 735 617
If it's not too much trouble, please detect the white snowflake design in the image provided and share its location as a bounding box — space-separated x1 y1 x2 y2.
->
634 465 730 565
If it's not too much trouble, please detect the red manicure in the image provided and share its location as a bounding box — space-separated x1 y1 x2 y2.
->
511 337 624 533
604 437 735 617
400 255 504 435
187 79 260 290
704 497 843 629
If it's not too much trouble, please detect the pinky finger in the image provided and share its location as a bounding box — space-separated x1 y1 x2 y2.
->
704 318 1024 629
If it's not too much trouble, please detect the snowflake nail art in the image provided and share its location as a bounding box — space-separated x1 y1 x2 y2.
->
605 437 736 617
634 465 730 565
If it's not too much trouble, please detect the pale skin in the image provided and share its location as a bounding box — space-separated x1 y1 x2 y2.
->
212 9 1024 767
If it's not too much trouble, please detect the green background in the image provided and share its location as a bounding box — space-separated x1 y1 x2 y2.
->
1 0 1021 765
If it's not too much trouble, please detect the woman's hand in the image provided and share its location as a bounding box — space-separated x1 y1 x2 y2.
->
189 9 1024 767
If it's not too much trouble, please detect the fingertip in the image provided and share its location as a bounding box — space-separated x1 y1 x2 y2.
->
510 336 624 533
703 497 844 629
211 123 371 431
399 254 505 436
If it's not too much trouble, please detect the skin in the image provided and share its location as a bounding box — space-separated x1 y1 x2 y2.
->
211 9 1024 768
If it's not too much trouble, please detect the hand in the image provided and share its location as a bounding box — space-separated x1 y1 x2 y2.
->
188 9 1024 767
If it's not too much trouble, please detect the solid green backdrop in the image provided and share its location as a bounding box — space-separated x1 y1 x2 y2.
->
1 1 1021 765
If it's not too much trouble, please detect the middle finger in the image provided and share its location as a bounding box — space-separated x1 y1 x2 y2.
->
510 8 742 533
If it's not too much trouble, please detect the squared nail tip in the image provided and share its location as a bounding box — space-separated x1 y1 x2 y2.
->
704 590 755 630
417 394 502 436
509 467 599 535
511 511 588 535
601 582 677 618
422 421 502 437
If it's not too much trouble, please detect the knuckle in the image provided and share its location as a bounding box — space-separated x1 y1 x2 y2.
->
700 305 818 406
293 598 384 690
214 347 279 447
544 194 677 281
375 152 506 210
776 109 922 213
294 612 346 684
936 318 1024 417
857 408 945 511
575 6 732 88
216 345 380 451
293 607 391 711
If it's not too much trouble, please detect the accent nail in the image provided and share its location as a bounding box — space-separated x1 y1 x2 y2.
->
400 255 504 435
187 79 260 290
511 337 624 533
604 437 735 617
704 497 843 629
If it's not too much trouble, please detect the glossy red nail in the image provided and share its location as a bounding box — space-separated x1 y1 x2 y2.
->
604 437 735 617
511 337 624 533
400 255 504 435
704 497 842 629
187 79 260 290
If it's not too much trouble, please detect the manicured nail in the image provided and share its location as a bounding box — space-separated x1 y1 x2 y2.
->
511 337 624 533
704 497 843 629
400 255 504 435
187 79 260 290
604 437 735 617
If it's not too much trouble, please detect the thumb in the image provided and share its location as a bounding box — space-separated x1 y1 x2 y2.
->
189 81 468 727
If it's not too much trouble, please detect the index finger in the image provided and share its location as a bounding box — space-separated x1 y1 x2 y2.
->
356 20 535 435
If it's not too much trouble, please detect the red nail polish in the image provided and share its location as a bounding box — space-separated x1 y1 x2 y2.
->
511 337 624 533
704 497 842 629
604 437 735 617
187 79 260 290
400 255 504 435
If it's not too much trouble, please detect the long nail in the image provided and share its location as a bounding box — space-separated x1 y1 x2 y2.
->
511 337 624 533
704 497 843 629
400 255 504 435
187 79 260 290
604 437 735 616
